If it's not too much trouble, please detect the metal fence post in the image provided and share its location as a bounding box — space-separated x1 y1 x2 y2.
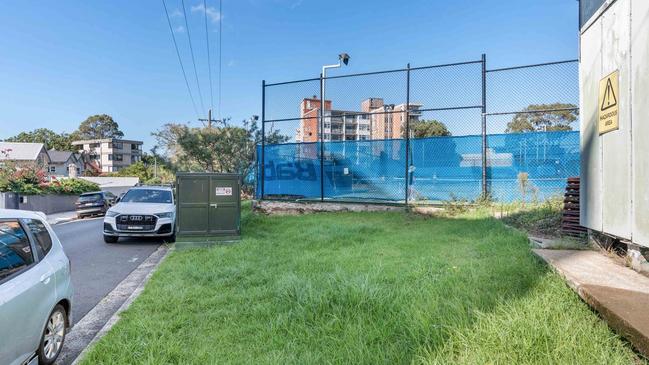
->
481 54 488 198
404 63 411 206
319 73 325 202
261 80 266 200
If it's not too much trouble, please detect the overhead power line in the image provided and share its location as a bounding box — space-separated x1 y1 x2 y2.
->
181 0 206 116
203 0 214 112
161 0 200 120
218 0 222 119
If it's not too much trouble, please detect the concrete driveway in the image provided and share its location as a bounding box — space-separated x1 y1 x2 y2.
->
51 217 163 364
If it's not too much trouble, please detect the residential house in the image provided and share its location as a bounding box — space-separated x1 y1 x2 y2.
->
47 150 84 177
0 142 51 167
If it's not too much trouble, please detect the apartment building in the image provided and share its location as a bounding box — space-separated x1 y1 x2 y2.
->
71 138 143 173
361 98 423 140
296 97 421 142
297 98 373 143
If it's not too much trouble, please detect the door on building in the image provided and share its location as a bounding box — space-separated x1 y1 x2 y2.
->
208 175 240 236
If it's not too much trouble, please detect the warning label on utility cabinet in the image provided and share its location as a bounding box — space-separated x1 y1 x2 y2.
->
598 70 619 135
215 187 232 196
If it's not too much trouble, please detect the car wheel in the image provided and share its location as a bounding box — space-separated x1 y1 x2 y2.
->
104 235 119 243
38 304 67 365
164 233 176 243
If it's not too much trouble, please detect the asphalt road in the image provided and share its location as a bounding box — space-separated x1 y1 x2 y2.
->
52 218 161 324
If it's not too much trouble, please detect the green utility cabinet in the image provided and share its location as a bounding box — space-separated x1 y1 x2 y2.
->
176 173 241 239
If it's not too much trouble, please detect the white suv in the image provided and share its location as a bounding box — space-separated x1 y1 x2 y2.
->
103 186 176 243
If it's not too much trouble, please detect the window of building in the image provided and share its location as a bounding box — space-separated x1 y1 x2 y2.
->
112 142 123 149
48 166 56 173
0 220 34 281
90 143 100 148
131 143 140 150
108 154 123 161
24 219 52 259
580 0 606 28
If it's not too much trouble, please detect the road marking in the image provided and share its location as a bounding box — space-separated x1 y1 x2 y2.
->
128 257 139 263
55 217 103 226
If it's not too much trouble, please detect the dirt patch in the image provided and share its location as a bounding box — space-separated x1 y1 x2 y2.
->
252 200 405 215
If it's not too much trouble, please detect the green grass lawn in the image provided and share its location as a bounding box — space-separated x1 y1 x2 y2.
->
81 205 643 364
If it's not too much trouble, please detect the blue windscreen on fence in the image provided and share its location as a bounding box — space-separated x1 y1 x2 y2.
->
257 130 579 203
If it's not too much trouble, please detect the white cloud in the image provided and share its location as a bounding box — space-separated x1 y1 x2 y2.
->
174 25 185 33
290 0 303 9
227 59 235 67
190 3 223 23
170 8 183 17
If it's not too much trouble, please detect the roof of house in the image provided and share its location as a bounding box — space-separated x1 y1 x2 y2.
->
0 142 48 161
71 138 143 145
79 176 140 188
47 150 76 164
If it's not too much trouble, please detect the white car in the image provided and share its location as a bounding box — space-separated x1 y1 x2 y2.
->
103 186 176 243
0 209 73 365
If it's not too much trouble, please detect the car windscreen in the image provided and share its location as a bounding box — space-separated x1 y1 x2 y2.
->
121 189 172 204
78 193 102 202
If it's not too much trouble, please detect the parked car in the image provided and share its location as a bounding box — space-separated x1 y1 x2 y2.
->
75 191 117 218
103 186 176 243
0 209 73 365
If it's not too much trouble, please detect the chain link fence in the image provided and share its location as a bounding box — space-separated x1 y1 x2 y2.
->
257 56 579 204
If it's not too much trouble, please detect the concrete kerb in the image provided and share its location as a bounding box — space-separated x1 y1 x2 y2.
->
533 248 649 358
62 244 171 365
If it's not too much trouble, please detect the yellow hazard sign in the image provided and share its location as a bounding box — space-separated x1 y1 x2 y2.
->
598 70 619 134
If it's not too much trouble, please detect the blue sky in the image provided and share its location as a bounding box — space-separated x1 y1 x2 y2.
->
0 0 578 150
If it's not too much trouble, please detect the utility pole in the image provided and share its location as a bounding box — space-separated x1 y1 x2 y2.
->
199 108 229 128
199 109 216 128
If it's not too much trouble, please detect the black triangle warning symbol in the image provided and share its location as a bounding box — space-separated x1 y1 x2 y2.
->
601 78 617 111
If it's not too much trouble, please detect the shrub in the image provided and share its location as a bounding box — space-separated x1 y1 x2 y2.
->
46 178 100 195
0 163 48 194
0 161 99 195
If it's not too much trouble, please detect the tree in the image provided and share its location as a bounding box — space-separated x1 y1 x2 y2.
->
506 103 578 133
152 117 289 189
74 114 124 139
408 119 451 138
5 128 74 151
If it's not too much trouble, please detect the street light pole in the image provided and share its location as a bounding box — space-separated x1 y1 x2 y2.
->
320 53 350 141
319 53 349 202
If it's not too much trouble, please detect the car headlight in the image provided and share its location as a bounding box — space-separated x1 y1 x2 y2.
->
105 210 120 217
156 212 174 219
